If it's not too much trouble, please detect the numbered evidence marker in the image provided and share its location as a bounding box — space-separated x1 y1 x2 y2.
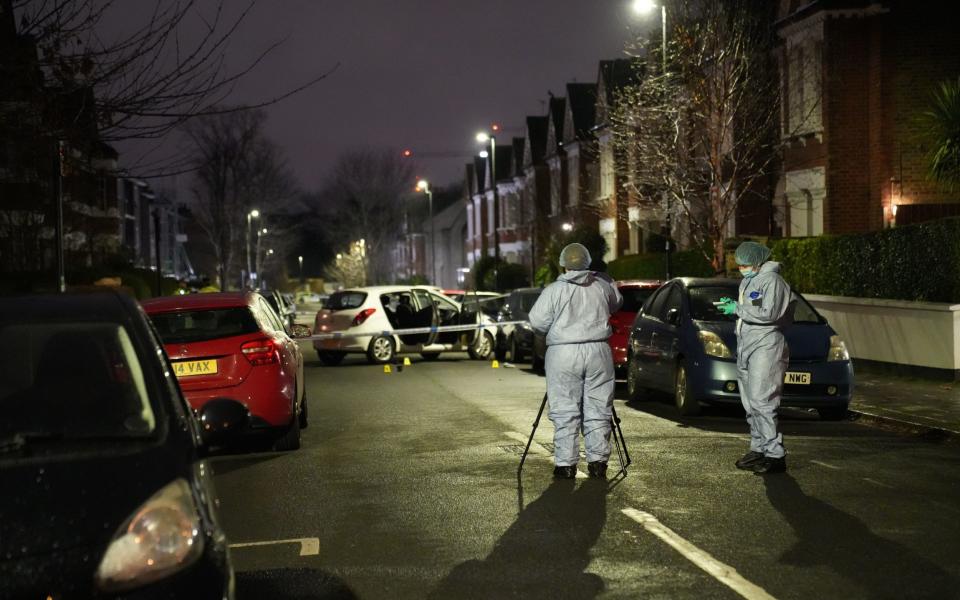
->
491 360 500 369
383 364 392 374
403 357 412 366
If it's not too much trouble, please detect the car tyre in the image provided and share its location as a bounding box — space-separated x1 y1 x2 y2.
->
469 331 495 360
316 350 346 366
298 390 308 429
274 419 301 451
626 355 647 403
674 360 701 416
510 335 525 363
420 352 441 361
817 406 848 421
367 335 395 364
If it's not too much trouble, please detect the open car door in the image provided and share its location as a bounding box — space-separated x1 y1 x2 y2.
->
456 293 482 347
405 289 439 346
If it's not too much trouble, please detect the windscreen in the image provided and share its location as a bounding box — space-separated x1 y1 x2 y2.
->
689 286 823 324
519 292 541 314
324 291 367 310
620 287 658 313
149 307 260 344
0 322 157 440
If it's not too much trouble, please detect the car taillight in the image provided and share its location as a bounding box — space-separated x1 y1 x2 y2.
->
241 338 279 366
352 308 376 326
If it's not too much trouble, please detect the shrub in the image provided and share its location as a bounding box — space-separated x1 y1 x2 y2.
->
607 250 714 281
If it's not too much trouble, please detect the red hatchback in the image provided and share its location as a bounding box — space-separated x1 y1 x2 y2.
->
610 280 662 375
141 292 308 451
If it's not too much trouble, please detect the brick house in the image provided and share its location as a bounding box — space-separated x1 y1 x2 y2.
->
544 95 570 232
775 0 960 236
561 82 601 235
521 115 552 274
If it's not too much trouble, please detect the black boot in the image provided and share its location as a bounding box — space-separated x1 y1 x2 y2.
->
735 451 764 470
553 465 576 479
752 456 787 474
587 461 608 479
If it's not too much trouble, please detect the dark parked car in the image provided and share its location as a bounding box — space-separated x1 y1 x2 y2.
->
624 278 855 419
494 287 543 363
0 292 245 598
263 289 297 329
609 280 662 375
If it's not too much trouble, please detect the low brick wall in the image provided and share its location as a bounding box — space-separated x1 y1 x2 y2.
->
806 294 960 381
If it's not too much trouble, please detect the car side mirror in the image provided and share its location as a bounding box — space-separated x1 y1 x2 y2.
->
290 324 312 338
198 398 250 448
666 308 681 326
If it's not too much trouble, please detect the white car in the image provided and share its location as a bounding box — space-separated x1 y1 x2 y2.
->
312 285 498 365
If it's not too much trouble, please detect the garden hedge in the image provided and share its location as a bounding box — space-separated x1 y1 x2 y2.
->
607 249 714 281
771 217 960 303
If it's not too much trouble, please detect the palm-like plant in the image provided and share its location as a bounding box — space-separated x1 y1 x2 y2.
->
924 77 960 190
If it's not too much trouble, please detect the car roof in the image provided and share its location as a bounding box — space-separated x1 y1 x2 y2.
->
333 285 448 295
616 279 661 288
140 291 257 312
675 277 740 288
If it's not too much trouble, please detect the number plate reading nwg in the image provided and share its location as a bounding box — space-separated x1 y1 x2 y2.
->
784 372 811 385
173 359 218 378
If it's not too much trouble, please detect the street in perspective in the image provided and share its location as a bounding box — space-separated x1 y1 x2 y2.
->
2 0 960 599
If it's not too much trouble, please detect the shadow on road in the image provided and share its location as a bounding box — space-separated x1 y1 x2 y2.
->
428 479 607 600
763 474 959 598
236 568 357 600
210 451 286 477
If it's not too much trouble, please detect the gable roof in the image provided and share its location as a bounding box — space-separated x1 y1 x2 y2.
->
564 82 597 142
545 95 566 157
511 137 525 176
524 115 549 167
595 58 644 128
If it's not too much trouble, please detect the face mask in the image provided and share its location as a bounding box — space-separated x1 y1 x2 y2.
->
739 266 757 279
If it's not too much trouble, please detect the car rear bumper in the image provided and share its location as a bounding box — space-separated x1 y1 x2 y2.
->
688 357 854 408
181 366 296 427
313 335 374 353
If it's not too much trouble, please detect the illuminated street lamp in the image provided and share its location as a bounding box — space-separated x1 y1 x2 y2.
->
631 0 671 278
246 209 260 288
476 127 500 291
417 179 436 284
561 222 574 232
298 255 304 282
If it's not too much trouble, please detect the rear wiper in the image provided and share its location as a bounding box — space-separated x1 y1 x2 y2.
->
0 432 64 454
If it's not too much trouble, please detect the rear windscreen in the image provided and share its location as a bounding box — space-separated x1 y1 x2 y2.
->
149 308 260 344
324 291 367 310
620 287 657 313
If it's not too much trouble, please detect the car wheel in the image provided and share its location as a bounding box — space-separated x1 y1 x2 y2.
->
367 335 395 364
674 361 701 416
817 407 848 421
626 354 647 403
510 335 525 363
316 350 346 366
420 352 441 361
274 419 301 451
469 331 495 360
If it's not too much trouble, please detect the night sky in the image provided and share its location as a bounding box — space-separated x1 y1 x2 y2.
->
110 1 646 191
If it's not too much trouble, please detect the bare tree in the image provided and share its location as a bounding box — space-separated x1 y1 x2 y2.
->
315 148 416 284
185 108 296 289
612 0 815 273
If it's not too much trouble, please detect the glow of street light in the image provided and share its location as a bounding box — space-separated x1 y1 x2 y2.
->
268 249 274 255
491 123 500 132
336 253 342 260
402 149 413 157
475 132 490 143
562 222 574 232
261 228 268 234
631 0 657 14
249 209 260 218
479 150 489 158
416 179 429 191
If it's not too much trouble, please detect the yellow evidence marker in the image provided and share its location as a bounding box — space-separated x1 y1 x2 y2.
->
383 364 392 374
491 360 500 369
403 357 412 366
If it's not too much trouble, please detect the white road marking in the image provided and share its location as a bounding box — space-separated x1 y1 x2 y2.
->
505 431 588 478
862 477 895 489
229 537 320 556
810 460 841 470
622 508 778 600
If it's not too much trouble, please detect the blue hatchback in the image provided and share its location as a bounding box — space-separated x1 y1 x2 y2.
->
625 278 854 419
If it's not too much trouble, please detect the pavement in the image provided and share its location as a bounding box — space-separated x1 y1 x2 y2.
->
849 368 960 440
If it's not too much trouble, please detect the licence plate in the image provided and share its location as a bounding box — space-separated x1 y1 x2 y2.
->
784 372 811 385
172 359 218 378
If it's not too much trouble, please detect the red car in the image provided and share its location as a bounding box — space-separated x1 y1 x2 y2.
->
141 291 308 451
610 280 662 374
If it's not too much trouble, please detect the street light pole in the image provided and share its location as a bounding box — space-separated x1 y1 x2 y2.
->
417 179 436 285
298 255 304 283
245 209 259 289
476 131 500 291
54 140 65 292
255 227 267 289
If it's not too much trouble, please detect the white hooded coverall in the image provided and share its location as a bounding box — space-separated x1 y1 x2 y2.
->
528 270 623 467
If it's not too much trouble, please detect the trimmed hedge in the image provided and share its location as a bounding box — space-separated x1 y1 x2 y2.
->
608 250 714 281
771 217 960 303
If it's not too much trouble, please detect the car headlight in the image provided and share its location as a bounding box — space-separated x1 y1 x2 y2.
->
95 478 204 593
698 330 732 358
828 335 850 362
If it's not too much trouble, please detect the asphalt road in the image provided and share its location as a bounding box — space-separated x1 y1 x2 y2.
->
213 346 960 599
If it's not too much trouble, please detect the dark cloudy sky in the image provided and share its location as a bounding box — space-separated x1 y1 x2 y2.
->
113 1 650 191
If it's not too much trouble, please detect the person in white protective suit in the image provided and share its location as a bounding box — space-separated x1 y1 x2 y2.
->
717 241 793 474
528 243 623 480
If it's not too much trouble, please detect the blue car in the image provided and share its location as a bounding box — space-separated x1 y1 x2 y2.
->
625 278 854 419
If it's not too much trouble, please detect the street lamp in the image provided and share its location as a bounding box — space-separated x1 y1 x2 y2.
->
254 225 268 289
417 179 436 285
561 222 574 232
631 0 671 278
476 129 500 291
298 255 304 282
246 209 260 288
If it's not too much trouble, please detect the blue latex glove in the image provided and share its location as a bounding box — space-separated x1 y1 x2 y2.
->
717 298 737 315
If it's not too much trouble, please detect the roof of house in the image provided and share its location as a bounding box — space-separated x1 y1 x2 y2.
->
566 82 598 141
511 137 525 175
525 116 549 165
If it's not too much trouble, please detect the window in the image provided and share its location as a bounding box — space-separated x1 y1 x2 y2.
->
688 286 739 322
149 308 260 344
324 291 367 310
620 287 658 313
